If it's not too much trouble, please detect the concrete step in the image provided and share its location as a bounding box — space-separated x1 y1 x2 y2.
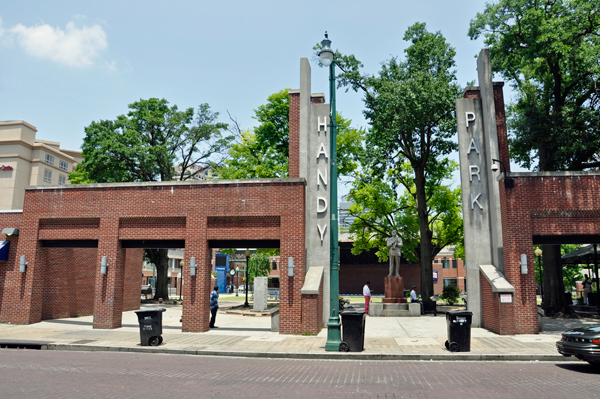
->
383 309 410 317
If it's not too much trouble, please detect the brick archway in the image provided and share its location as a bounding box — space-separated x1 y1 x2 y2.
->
0 179 316 334
494 171 600 334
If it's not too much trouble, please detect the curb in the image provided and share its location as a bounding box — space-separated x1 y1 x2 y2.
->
46 343 570 362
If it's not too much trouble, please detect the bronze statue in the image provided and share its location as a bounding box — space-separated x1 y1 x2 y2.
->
386 230 402 277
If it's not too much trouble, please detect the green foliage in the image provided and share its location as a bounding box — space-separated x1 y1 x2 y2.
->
560 244 584 290
348 162 463 264
327 23 463 303
440 285 461 305
71 98 231 183
217 88 364 179
253 89 291 158
469 0 600 171
247 252 272 284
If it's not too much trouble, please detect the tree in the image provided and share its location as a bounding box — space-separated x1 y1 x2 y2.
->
469 0 600 315
71 98 231 300
217 90 364 179
329 23 463 310
469 0 600 172
247 252 272 284
347 162 463 268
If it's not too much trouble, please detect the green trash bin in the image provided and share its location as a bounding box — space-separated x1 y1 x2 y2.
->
339 310 366 352
134 307 166 346
445 310 472 352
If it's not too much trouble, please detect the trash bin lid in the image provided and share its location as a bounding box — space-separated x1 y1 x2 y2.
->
447 310 472 316
340 311 365 315
134 307 166 313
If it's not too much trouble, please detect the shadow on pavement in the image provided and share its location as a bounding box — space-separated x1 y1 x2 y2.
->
555 362 600 374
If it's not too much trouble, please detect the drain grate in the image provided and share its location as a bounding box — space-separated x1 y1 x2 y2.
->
0 341 49 350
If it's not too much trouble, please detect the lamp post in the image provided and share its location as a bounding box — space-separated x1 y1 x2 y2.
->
244 249 251 307
319 32 342 351
236 265 240 296
535 247 543 304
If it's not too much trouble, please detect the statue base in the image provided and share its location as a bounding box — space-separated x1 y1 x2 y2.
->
383 276 407 304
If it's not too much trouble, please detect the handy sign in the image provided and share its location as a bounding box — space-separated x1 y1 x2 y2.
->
500 294 513 303
433 271 438 281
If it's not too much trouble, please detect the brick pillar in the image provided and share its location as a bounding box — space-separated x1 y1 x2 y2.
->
93 218 125 329
279 214 305 334
6 217 43 324
288 91 300 178
493 82 510 172
182 215 210 333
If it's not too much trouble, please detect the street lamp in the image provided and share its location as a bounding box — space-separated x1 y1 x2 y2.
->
318 31 342 351
236 265 240 296
244 249 251 307
535 247 543 304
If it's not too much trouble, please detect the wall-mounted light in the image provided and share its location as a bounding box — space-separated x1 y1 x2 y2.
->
2 228 19 236
491 159 515 189
189 257 196 276
19 255 27 273
288 257 294 277
520 254 528 274
101 256 108 274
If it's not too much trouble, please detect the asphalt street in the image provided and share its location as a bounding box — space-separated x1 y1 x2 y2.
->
1 350 599 399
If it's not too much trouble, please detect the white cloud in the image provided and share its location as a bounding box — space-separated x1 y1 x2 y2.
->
11 21 107 67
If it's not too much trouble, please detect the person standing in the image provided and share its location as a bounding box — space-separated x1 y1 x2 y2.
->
583 274 593 305
210 286 219 328
410 285 424 315
363 282 372 315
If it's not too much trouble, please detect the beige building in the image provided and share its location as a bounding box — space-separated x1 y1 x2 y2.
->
0 120 82 210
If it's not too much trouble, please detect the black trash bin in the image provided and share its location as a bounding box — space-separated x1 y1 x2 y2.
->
445 310 472 352
339 310 366 352
134 307 166 346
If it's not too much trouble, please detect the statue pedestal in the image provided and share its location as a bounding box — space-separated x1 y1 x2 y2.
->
383 276 407 303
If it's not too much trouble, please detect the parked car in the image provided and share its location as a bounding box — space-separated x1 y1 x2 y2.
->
556 325 600 366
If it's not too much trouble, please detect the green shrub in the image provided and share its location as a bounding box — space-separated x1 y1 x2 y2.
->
440 285 461 305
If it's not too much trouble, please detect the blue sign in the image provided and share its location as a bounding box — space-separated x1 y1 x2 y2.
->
433 270 438 281
215 266 227 271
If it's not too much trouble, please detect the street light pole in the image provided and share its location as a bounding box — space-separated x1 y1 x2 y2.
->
244 249 251 308
535 247 543 304
319 32 342 351
236 265 240 296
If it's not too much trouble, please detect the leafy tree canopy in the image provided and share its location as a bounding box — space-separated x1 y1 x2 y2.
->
71 98 231 183
469 0 600 171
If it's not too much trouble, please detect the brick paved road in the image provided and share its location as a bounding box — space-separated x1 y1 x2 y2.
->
1 350 599 398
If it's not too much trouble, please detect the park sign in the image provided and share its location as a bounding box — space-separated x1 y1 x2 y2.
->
456 49 506 327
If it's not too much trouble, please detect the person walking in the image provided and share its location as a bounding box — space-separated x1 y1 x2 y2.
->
583 274 593 305
210 286 219 328
363 282 372 315
410 285 424 315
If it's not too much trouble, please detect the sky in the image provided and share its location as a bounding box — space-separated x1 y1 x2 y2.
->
0 1 522 177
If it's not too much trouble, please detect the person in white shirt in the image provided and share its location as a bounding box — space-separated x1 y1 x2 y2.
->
410 285 424 315
363 282 372 314
583 274 593 305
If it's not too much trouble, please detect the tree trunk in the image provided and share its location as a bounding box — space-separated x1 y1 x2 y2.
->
145 249 170 301
542 244 571 316
415 172 434 311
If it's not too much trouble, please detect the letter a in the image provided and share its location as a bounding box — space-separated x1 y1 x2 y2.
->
468 138 480 154
316 143 328 161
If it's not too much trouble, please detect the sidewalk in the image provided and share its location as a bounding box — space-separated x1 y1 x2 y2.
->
0 302 597 361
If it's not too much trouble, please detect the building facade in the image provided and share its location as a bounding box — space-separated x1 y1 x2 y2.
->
0 120 82 210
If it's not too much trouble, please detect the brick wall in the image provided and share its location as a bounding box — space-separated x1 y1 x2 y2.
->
289 92 300 178
0 180 308 333
499 173 600 334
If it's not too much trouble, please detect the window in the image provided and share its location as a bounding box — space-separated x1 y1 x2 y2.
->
59 159 69 171
433 259 438 263
44 169 52 182
442 258 449 269
58 175 66 185
443 278 458 287
452 259 457 268
45 153 55 165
